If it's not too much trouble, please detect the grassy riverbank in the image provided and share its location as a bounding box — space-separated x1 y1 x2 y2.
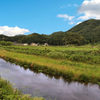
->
0 76 44 100
2 44 100 65
0 45 100 84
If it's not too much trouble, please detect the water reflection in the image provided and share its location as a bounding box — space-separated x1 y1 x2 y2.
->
0 58 100 100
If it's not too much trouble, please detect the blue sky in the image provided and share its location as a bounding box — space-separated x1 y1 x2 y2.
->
0 0 100 36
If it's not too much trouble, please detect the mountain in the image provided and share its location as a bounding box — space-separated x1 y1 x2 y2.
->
0 34 13 41
0 19 100 45
21 33 48 44
67 19 100 43
51 31 64 36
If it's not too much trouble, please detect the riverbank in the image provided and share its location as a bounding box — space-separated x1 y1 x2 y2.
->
0 76 44 100
0 58 100 100
0 46 100 84
2 45 100 65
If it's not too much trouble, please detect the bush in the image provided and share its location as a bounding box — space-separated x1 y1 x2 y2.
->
0 41 13 46
78 74 89 82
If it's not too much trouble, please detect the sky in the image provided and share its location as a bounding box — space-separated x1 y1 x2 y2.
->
0 0 100 36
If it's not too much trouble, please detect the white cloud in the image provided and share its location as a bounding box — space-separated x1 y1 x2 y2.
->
60 6 66 9
0 26 29 36
76 22 82 25
77 0 100 20
57 14 75 21
74 4 78 7
68 21 75 25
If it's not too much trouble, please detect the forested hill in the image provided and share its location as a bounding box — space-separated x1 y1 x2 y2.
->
67 19 100 43
0 19 100 45
50 31 64 36
0 34 13 41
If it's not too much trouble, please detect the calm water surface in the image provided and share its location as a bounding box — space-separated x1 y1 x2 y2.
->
0 58 100 100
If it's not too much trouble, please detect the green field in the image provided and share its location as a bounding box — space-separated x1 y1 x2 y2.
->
0 45 100 84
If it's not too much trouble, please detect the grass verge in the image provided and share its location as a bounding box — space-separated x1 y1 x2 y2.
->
0 49 100 84
2 45 100 65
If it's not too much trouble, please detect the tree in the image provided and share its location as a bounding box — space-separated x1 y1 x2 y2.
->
63 32 86 45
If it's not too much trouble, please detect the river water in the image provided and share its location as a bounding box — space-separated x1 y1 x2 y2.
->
0 58 100 100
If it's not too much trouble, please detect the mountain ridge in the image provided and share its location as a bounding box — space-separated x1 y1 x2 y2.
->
0 19 100 45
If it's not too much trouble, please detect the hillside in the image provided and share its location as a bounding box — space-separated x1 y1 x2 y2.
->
50 31 64 36
0 34 13 41
67 19 100 43
21 33 48 44
0 19 100 45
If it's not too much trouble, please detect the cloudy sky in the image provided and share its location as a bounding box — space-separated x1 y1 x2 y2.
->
0 0 100 36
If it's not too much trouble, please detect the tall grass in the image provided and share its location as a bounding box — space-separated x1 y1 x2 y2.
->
0 48 100 84
2 45 100 65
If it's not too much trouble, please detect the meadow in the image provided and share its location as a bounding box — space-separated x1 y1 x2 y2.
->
2 44 100 65
0 44 100 85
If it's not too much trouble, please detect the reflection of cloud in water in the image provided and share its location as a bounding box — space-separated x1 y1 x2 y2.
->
1 70 10 73
0 58 100 100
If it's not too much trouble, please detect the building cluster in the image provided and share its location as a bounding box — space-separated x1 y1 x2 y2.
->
13 42 49 46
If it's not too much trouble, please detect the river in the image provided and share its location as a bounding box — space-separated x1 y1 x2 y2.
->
0 58 100 100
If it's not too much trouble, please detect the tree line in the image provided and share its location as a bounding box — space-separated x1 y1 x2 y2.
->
0 32 86 46
0 19 100 46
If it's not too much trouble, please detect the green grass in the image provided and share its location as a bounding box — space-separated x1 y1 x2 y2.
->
1 45 100 65
0 76 44 100
0 45 100 84
4 44 99 51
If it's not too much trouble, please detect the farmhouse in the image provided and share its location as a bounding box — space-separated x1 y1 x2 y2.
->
36 43 40 46
30 43 36 46
44 43 49 46
23 43 28 46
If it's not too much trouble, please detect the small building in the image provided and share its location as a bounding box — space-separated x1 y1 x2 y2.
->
30 43 36 46
36 43 40 46
44 43 49 46
23 43 28 46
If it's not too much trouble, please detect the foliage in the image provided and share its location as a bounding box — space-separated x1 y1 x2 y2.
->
63 32 86 45
0 41 13 46
0 34 13 41
13 34 25 43
68 19 100 44
21 33 48 44
47 33 65 45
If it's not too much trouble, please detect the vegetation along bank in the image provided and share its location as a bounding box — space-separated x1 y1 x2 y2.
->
0 45 100 85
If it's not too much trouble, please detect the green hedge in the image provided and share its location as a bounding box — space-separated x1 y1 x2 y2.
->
0 41 13 46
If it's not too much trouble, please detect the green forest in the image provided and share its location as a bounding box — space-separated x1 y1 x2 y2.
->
0 19 100 45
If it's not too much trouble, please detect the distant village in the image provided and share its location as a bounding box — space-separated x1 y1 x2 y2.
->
13 42 49 46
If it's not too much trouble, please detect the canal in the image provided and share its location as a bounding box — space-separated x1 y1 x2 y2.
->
0 58 100 100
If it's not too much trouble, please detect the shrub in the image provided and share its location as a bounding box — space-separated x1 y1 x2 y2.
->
0 41 13 46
